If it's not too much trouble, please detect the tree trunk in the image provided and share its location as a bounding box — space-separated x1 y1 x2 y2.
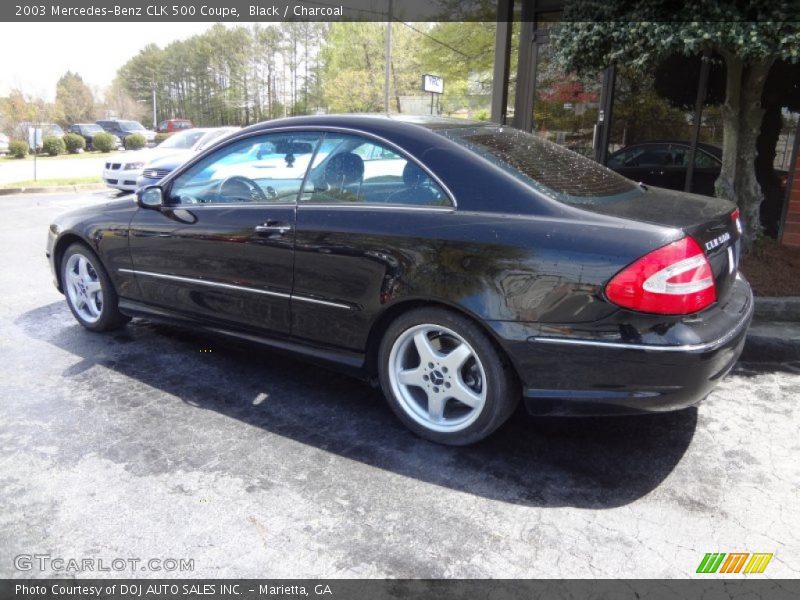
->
715 53 773 252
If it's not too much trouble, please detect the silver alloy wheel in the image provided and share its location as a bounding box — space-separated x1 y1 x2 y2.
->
64 253 103 324
388 323 487 433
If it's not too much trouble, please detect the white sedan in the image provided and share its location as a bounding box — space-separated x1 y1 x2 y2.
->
102 128 224 193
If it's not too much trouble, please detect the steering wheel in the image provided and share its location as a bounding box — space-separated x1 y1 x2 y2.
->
217 176 269 203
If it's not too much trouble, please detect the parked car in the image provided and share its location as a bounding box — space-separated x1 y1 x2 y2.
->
96 119 156 147
136 127 240 187
47 115 752 445
68 123 121 150
607 141 725 196
157 118 194 133
0 133 9 155
102 127 225 192
608 140 788 198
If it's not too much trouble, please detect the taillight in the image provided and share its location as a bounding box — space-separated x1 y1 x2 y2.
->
605 237 716 315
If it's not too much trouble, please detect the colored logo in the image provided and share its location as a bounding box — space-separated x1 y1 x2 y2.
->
696 552 773 574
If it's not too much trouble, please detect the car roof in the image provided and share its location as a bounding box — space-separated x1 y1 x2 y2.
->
236 113 484 136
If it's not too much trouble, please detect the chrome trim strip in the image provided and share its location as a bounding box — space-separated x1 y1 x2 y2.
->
119 268 291 300
119 268 351 310
530 296 753 354
290 295 352 310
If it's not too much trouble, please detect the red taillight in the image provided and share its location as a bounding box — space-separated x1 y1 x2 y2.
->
605 237 716 315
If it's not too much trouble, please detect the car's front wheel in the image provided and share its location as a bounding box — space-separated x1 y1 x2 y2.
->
61 243 130 332
378 308 517 445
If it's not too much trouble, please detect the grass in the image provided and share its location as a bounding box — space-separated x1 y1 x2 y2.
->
1 150 124 163
1 176 102 188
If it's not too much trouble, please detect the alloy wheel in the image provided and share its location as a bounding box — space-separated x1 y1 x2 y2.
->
388 323 487 433
64 253 104 324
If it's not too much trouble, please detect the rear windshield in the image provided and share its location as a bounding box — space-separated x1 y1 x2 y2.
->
437 125 642 205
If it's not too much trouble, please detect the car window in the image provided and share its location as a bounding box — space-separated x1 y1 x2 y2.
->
694 150 720 169
302 133 449 207
168 132 323 206
669 145 689 166
158 129 205 150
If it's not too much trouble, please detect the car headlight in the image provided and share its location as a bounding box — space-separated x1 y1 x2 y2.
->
123 162 145 170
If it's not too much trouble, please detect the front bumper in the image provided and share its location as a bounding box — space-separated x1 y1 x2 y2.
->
103 166 142 192
490 275 753 416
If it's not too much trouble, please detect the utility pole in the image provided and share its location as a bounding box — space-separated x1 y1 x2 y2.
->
151 81 157 129
384 0 392 113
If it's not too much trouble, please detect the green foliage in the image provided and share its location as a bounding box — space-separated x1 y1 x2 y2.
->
55 71 95 127
92 132 116 153
63 132 86 153
117 23 328 126
552 1 800 75
41 136 66 156
154 132 173 144
8 140 28 159
124 133 146 150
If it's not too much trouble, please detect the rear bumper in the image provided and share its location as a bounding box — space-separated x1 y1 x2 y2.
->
490 275 753 416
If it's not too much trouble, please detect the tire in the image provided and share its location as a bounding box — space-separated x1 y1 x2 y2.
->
61 243 130 332
378 307 518 445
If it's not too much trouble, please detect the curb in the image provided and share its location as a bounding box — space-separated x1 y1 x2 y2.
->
753 296 800 322
0 183 106 196
739 322 800 362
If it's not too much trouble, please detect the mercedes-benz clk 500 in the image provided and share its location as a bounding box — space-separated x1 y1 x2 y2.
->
47 115 752 445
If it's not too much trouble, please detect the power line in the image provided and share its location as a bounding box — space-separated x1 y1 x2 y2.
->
395 21 473 60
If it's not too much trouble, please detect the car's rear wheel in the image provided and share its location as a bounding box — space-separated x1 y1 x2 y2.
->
61 243 130 332
378 308 517 445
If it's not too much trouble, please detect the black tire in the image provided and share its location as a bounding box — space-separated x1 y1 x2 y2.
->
378 307 518 445
61 243 130 332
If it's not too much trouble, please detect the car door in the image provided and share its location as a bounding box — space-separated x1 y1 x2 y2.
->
127 131 323 336
292 132 454 352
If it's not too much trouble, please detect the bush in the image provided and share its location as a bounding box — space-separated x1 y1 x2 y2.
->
124 133 146 150
9 140 28 159
154 132 173 144
42 136 66 156
63 133 86 154
92 132 116 152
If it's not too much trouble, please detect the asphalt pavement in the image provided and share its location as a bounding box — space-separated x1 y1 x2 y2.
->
0 191 798 578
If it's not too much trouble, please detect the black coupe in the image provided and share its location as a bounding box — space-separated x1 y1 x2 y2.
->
46 115 752 445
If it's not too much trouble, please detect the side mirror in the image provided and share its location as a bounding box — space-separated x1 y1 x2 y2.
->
136 186 163 209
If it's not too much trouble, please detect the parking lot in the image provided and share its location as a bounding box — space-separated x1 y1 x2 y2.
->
1 190 798 578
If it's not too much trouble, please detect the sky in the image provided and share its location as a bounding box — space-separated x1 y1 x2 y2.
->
0 23 228 100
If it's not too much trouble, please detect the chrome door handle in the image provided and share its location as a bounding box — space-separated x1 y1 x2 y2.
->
254 222 292 235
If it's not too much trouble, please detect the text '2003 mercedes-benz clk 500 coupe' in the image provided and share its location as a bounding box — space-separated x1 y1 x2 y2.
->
46 115 752 445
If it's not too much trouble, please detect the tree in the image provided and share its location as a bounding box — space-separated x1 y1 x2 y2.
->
551 1 800 249
55 71 95 126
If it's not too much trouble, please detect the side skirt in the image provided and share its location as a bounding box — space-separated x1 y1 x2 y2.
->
118 298 367 378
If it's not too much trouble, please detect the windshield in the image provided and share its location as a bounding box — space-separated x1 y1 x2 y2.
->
83 124 102 133
118 120 145 132
158 129 206 150
194 128 236 151
438 125 642 205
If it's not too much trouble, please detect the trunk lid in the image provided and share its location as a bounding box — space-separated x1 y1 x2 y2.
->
582 186 742 305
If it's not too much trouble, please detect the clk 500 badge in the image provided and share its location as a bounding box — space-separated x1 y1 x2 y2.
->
705 232 731 251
